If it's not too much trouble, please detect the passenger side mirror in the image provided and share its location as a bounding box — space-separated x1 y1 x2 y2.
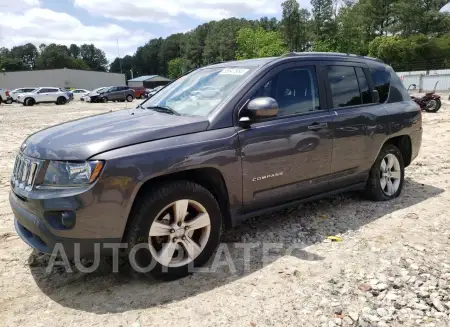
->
372 90 380 103
239 97 279 126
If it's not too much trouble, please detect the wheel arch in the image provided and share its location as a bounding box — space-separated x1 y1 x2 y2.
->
379 135 412 167
121 167 232 242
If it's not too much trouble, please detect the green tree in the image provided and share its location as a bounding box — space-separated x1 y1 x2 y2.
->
236 27 287 59
35 44 88 70
168 58 187 78
10 43 38 69
79 44 108 71
69 44 81 58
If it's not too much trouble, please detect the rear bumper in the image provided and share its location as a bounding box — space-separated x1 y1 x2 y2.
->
410 128 422 162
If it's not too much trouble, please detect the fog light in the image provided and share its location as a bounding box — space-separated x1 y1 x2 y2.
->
61 211 76 228
44 211 76 230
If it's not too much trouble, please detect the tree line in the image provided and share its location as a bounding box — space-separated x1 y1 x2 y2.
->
110 0 450 79
0 43 108 72
1 0 450 78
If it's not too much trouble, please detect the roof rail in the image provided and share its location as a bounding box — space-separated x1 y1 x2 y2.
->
281 52 384 63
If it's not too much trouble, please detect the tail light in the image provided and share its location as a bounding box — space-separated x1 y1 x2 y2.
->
5 90 9 97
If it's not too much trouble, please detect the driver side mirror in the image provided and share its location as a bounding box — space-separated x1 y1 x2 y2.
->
239 97 279 126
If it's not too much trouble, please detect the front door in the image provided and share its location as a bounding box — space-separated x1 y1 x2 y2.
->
238 63 334 212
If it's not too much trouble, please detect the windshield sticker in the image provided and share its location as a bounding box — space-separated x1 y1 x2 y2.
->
219 68 249 75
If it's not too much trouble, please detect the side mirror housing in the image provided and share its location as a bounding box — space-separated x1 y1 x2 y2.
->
372 90 380 103
239 97 279 125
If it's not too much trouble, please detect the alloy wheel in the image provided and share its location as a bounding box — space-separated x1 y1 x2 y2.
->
148 199 211 267
380 153 401 196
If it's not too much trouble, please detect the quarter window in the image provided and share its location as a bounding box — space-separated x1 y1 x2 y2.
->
253 66 321 117
327 66 362 108
370 68 391 103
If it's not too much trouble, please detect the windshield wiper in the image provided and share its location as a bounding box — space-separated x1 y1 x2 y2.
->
144 105 180 116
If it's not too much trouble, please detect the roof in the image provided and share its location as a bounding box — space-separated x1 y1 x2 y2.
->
128 75 171 82
206 52 384 69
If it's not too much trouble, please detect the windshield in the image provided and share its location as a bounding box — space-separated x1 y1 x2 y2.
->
141 67 255 117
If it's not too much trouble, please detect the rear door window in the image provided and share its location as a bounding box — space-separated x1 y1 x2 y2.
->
370 68 390 103
327 66 362 108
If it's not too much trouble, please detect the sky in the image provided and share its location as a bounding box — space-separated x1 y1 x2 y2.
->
0 0 311 61
0 0 448 62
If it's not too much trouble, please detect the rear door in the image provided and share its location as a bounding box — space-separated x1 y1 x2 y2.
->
237 61 334 212
324 62 388 189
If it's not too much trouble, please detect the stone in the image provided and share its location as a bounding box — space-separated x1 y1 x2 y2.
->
348 311 359 322
376 308 388 317
431 298 445 312
375 283 389 291
358 283 372 292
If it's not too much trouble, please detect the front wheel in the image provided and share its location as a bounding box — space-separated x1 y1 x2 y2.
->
425 98 441 113
126 95 133 102
125 181 222 280
365 144 404 201
24 98 35 106
101 97 108 103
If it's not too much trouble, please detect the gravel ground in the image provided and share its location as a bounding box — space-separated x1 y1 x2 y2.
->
0 99 450 327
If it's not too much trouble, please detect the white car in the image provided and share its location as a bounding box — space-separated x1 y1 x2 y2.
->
81 86 110 102
16 87 72 106
10 88 37 102
72 89 90 100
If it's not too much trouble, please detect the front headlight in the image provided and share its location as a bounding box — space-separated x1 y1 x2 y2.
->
42 161 104 187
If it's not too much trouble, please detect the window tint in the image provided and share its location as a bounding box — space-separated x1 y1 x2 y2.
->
355 67 372 104
253 66 321 117
370 68 390 103
47 88 58 93
38 88 51 93
327 66 362 108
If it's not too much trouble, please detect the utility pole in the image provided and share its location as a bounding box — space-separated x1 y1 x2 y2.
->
116 38 123 74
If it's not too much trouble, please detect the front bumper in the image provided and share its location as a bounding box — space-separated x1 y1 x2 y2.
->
10 188 122 259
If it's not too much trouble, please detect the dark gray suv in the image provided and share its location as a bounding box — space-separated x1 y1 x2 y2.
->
10 53 422 279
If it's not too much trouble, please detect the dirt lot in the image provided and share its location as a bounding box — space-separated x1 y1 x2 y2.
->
1 99 450 327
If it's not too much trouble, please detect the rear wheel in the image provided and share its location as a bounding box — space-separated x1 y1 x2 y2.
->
24 98 35 106
126 95 133 102
56 97 67 105
125 181 222 280
425 98 441 113
365 144 404 201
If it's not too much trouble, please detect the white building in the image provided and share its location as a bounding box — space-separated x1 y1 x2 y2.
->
0 68 126 90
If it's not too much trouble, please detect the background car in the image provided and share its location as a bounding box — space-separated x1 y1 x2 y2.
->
0 88 12 104
130 86 146 99
10 88 37 102
71 89 90 100
144 85 165 98
80 87 109 102
16 87 72 106
89 86 135 103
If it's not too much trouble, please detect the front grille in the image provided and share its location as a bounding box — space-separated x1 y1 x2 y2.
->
11 154 42 191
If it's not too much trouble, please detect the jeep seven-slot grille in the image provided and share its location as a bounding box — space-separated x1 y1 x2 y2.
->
11 154 41 190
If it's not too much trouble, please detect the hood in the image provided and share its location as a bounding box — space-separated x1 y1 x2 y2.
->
22 109 210 160
17 92 35 97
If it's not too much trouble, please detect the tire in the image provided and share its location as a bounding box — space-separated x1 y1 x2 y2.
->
425 98 441 113
56 97 67 105
365 144 405 201
126 95 133 102
24 98 35 106
4 98 12 104
101 97 108 103
125 181 222 280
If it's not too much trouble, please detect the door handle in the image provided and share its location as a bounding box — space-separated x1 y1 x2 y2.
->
308 122 328 130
